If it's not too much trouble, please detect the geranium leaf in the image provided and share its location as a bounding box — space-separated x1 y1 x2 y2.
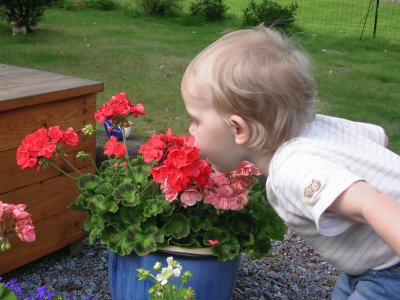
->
247 233 272 259
211 237 241 261
144 226 164 244
232 217 253 234
114 183 140 207
95 182 114 195
133 234 157 256
101 226 133 256
190 216 212 232
68 194 88 210
118 206 143 225
171 234 197 247
162 213 190 239
77 173 102 191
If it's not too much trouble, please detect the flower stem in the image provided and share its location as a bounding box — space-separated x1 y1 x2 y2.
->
48 161 78 181
126 162 139 191
88 155 100 174
141 180 155 195
57 149 83 175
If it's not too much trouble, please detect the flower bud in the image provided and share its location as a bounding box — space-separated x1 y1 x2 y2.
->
76 151 88 161
0 238 11 252
82 124 95 136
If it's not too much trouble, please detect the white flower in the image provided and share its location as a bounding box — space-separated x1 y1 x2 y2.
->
156 267 174 285
153 262 162 270
167 256 182 276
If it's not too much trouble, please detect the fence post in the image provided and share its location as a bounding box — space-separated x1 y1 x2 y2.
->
373 0 380 38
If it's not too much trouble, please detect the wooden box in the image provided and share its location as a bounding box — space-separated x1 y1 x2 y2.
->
0 64 103 274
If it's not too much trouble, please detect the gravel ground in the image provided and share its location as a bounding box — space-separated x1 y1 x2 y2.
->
3 230 339 300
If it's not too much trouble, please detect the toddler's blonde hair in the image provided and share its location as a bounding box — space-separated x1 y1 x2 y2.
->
181 25 316 153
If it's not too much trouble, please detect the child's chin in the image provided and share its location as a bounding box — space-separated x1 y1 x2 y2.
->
210 163 235 174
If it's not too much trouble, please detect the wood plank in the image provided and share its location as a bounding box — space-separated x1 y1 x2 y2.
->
0 65 39 77
0 64 103 111
0 209 88 274
0 94 96 152
0 86 104 112
0 133 95 194
0 73 68 91
0 78 103 102
0 166 94 222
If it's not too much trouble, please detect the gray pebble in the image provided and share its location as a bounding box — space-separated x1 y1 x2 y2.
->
3 230 338 299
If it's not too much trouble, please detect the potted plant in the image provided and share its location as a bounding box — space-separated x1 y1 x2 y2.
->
16 92 286 300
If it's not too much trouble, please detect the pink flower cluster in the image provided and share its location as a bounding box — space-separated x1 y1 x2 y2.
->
139 130 261 210
94 92 145 124
16 126 79 170
203 161 261 210
139 128 212 204
0 201 36 251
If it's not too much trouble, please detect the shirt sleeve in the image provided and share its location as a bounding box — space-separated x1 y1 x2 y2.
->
269 145 364 236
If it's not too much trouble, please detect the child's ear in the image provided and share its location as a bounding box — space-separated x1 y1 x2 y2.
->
229 115 251 145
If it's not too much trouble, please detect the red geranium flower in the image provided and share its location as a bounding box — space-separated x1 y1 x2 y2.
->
104 136 127 157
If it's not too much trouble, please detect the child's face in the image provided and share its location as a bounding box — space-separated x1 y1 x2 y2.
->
182 83 245 173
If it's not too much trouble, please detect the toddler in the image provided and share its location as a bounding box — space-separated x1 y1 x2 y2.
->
181 25 400 299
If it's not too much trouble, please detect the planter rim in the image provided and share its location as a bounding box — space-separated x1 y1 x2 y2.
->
158 245 213 256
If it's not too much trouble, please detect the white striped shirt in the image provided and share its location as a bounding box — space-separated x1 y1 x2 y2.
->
266 114 400 275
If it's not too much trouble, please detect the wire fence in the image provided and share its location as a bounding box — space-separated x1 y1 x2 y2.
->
221 0 400 43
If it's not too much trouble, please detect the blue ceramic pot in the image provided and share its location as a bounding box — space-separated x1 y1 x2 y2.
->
108 247 241 300
103 120 131 141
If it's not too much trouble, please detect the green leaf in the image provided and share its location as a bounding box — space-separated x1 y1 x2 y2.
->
162 213 190 239
77 173 102 191
117 206 144 226
95 181 115 195
86 194 119 214
143 197 170 218
101 226 133 256
133 234 158 256
212 237 241 261
231 216 253 234
247 233 272 259
144 225 164 244
190 215 212 232
114 183 141 207
170 234 198 247
0 284 18 300
68 193 88 211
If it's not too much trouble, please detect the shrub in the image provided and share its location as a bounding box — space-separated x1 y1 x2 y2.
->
135 0 182 16
243 0 298 27
0 0 54 33
54 0 89 10
87 0 117 10
189 0 228 21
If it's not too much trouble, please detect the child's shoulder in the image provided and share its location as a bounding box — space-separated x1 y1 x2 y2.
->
269 114 387 178
284 114 386 149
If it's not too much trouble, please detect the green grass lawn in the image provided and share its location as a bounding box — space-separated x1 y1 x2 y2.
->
0 7 399 152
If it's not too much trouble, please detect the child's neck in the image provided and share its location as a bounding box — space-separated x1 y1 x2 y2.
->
251 151 274 177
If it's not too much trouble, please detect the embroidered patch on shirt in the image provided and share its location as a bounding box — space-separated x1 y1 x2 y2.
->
302 178 325 205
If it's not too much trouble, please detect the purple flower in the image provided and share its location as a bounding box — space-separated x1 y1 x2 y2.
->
3 278 24 298
128 148 137 157
35 286 58 299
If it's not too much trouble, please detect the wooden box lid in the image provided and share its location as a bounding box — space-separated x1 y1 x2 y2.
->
0 64 104 111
